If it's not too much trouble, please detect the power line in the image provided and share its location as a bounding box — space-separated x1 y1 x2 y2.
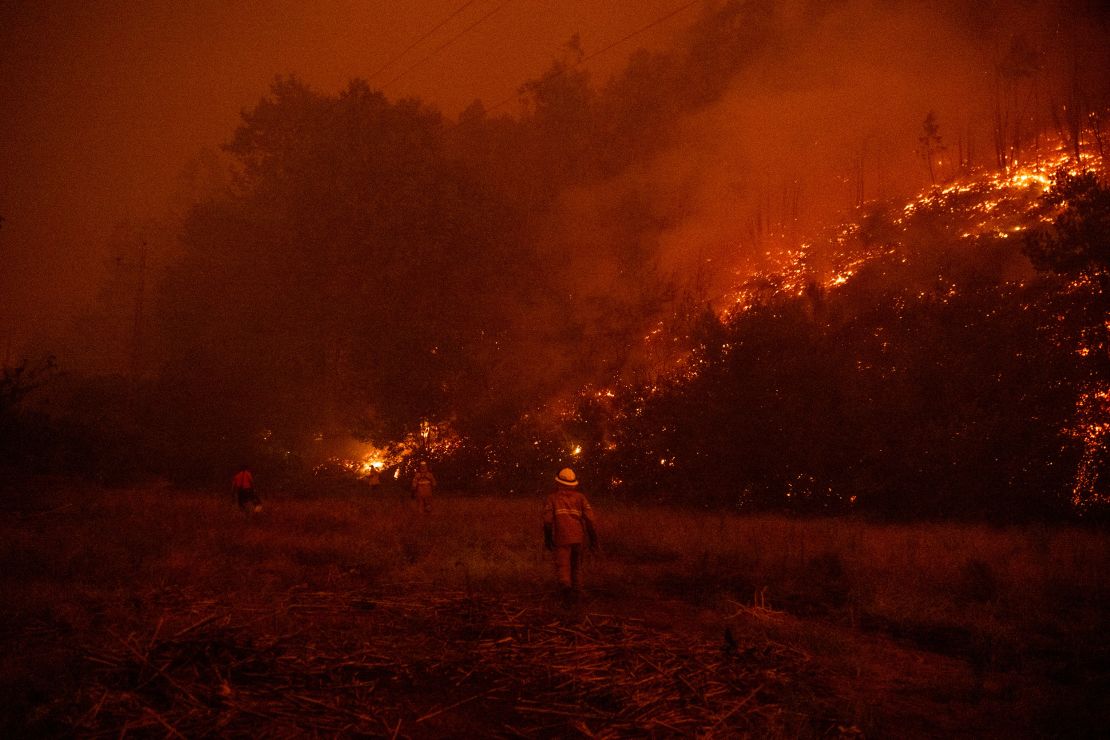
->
367 0 479 82
487 0 703 113
579 0 701 66
381 0 514 90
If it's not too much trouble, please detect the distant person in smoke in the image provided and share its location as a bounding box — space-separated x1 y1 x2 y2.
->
232 465 262 513
366 464 381 493
411 460 436 513
543 467 598 604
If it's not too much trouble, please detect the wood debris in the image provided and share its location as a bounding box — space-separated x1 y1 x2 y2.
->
46 588 846 737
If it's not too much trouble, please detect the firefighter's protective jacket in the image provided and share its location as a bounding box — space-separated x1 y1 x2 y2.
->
543 488 596 546
232 470 254 489
412 470 436 498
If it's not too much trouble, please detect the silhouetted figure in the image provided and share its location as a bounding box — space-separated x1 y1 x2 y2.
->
411 461 436 513
543 467 598 605
232 465 262 513
366 465 381 493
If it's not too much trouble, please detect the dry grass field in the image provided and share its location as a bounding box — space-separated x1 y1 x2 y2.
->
2 477 1107 737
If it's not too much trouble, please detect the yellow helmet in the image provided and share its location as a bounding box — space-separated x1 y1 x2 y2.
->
555 468 578 487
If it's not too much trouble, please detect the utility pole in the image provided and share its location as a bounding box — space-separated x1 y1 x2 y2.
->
129 241 147 386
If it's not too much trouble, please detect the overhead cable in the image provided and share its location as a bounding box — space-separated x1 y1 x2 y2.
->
579 0 702 66
487 0 703 113
368 0 479 82
382 0 514 90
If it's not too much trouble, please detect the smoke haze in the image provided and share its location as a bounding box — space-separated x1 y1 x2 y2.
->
0 0 683 351
559 0 1110 297
2 0 1107 388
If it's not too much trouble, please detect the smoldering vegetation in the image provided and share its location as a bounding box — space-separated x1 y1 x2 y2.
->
3 0 1110 519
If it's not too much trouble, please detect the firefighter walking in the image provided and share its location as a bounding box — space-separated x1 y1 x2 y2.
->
543 467 598 604
232 464 262 513
411 460 437 513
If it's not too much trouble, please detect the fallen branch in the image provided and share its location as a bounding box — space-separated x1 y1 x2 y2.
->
416 689 493 723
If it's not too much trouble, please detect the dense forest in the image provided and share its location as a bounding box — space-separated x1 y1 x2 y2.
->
3 0 1110 521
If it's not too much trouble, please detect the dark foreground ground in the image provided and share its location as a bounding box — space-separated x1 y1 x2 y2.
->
2 479 1107 737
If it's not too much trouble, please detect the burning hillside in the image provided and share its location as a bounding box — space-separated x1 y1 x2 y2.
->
726 149 1083 315
465 147 1110 518
313 147 1110 522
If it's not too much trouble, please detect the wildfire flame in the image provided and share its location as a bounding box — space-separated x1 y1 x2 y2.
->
313 420 462 478
495 144 1106 510
1069 385 1110 511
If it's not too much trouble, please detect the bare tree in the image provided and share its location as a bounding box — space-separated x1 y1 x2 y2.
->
993 36 1042 170
917 111 946 185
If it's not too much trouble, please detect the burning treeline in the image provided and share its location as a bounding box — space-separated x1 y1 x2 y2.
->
538 153 1110 519
4 0 1110 519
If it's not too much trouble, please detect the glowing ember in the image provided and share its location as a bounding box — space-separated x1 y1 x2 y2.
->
1069 384 1110 511
313 421 462 478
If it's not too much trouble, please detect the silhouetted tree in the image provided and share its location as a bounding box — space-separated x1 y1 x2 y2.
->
917 111 946 185
158 77 521 462
1024 170 1110 276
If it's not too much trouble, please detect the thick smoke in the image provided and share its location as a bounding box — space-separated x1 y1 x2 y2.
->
463 0 1106 406
538 0 1110 312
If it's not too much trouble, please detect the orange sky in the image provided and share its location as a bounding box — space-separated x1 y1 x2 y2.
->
0 0 686 350
3 0 1106 362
